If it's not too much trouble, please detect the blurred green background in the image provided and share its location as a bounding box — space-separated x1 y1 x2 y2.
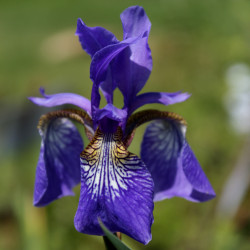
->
1 0 250 249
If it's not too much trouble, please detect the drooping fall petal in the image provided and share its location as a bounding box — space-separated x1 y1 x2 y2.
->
74 127 154 244
34 117 83 206
141 119 215 202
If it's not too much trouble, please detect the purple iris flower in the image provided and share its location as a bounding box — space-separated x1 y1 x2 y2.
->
29 6 215 245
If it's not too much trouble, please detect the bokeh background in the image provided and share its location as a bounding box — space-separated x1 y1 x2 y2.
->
1 0 250 249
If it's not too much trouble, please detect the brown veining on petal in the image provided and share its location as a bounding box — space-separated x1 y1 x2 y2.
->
38 109 94 140
124 109 186 148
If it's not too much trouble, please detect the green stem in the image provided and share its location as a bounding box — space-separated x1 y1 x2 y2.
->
103 233 121 250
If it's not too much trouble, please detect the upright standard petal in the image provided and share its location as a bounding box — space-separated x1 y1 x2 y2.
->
76 19 118 58
120 6 151 39
29 88 91 116
89 37 137 122
76 19 118 104
114 6 152 108
74 127 154 244
113 38 152 108
129 91 191 115
34 117 83 206
141 118 215 202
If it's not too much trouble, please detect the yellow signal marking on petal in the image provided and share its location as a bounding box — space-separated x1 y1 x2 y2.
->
127 109 186 128
80 127 148 201
82 127 129 160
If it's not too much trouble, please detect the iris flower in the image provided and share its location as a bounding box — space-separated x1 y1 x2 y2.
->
29 6 215 245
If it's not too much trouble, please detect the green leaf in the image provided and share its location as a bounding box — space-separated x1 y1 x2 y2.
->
99 219 131 250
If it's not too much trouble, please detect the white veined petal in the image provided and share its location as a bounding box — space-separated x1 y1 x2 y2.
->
80 128 152 201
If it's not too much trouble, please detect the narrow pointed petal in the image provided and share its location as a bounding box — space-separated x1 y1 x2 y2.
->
29 88 91 116
129 91 191 115
76 18 118 57
141 119 215 202
34 117 83 206
74 128 154 244
120 6 151 39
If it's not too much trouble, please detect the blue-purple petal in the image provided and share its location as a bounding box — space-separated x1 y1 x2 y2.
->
90 38 137 87
182 141 216 201
141 119 215 202
141 119 184 194
29 88 91 116
74 128 154 244
114 6 152 107
34 117 83 206
88 6 153 113
76 19 118 57
120 6 151 39
76 19 118 104
113 37 152 108
99 68 114 105
95 103 127 127
93 104 127 133
129 91 191 115
90 38 137 120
